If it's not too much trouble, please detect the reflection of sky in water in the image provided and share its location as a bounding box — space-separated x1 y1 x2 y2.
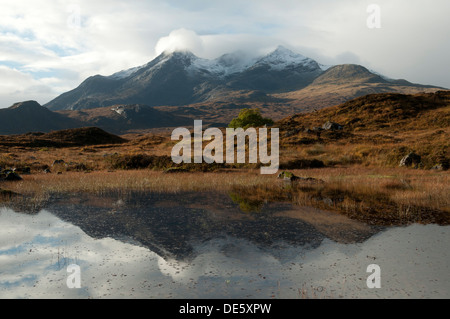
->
0 207 449 299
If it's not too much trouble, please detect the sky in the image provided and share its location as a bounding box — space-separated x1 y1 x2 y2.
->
0 0 449 108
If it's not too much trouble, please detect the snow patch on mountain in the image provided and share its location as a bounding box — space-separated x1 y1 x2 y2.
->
188 52 257 77
109 65 144 79
187 46 322 76
254 46 318 71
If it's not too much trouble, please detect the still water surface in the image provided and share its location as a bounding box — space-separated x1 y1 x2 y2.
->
0 191 449 299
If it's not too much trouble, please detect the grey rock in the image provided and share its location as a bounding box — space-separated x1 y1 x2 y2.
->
52 160 65 166
322 121 343 131
399 153 421 168
278 171 324 184
431 163 448 171
278 171 298 181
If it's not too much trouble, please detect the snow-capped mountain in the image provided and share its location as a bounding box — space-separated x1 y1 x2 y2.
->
44 46 327 110
110 46 317 79
186 46 320 77
187 51 256 78
253 46 319 71
44 46 442 111
109 65 144 80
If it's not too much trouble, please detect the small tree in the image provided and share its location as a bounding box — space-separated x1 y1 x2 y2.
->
229 108 274 129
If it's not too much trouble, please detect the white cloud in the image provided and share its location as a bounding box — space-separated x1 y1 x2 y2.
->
155 29 283 60
0 65 57 107
0 0 449 108
155 28 204 56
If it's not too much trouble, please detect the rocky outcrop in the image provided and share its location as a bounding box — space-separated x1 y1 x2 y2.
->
322 121 343 131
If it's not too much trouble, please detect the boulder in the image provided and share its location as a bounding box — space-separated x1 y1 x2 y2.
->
322 121 343 131
52 159 65 166
4 171 23 181
432 157 449 171
278 171 299 182
399 153 421 168
0 169 13 180
277 171 324 184
431 163 449 171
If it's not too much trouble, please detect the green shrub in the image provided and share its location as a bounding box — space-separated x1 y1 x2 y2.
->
229 108 274 129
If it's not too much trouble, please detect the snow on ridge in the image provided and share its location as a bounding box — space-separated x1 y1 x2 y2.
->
109 65 144 79
255 46 316 71
109 46 323 80
188 47 320 76
189 53 257 77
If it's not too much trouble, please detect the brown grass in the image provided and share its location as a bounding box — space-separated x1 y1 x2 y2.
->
1 167 448 225
228 167 449 225
278 91 450 169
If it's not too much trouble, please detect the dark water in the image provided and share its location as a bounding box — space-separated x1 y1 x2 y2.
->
0 191 449 299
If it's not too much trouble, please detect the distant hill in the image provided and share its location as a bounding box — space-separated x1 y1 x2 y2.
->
273 64 445 113
311 64 386 85
0 127 127 148
0 101 83 135
0 101 191 135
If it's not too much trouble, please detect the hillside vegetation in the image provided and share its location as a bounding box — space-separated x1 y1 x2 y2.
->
278 91 450 169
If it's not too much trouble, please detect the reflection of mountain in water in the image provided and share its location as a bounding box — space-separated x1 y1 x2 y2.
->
43 191 380 261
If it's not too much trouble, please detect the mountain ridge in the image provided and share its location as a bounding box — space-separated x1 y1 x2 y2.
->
43 46 446 112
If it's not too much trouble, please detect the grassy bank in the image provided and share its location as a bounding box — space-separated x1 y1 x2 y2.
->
1 167 448 225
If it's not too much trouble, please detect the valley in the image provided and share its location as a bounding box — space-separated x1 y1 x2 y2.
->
1 91 449 226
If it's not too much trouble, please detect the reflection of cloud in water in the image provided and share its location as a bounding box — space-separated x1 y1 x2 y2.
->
158 237 286 284
0 208 449 299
